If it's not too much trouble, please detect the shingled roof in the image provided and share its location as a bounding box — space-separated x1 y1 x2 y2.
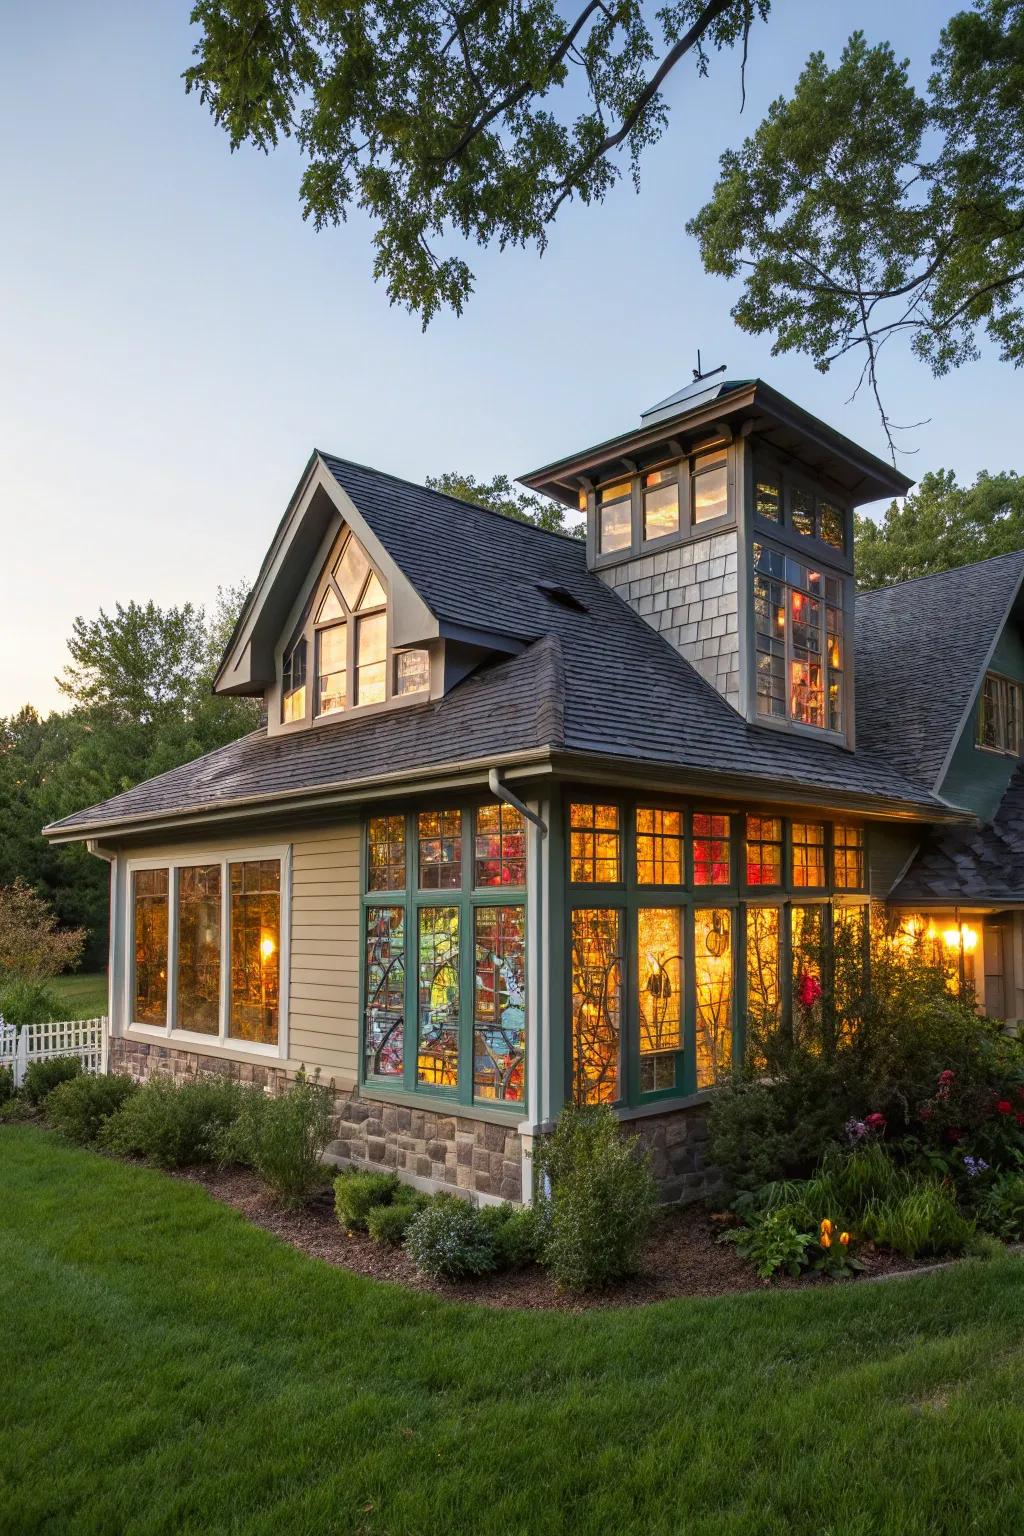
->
893 763 1024 904
46 456 969 840
856 550 1024 793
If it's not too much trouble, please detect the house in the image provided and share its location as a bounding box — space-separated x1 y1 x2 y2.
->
44 375 1024 1202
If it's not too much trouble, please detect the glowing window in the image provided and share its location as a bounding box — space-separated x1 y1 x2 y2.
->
418 810 462 889
176 865 221 1035
317 624 347 716
571 908 622 1104
637 907 682 1093
356 612 387 705
636 807 684 885
746 906 781 1049
132 869 168 1026
753 543 843 732
473 905 526 1103
643 465 680 541
692 453 727 524
364 907 405 1078
474 803 526 887
792 823 826 888
745 815 782 886
755 480 781 523
569 803 621 883
368 815 406 891
417 906 460 1088
694 908 733 1087
228 860 280 1045
693 812 730 885
833 824 864 889
282 638 307 723
598 480 632 554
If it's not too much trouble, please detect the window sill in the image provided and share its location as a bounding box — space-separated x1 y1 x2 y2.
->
616 1090 715 1121
125 1024 284 1062
358 1081 526 1126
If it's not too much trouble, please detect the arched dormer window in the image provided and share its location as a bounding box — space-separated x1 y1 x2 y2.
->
280 530 429 726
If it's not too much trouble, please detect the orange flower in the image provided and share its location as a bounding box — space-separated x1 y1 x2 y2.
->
839 1231 850 1247
820 1231 832 1249
820 1218 833 1237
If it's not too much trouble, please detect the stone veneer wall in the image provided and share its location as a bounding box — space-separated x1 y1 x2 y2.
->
599 530 740 708
110 1037 722 1206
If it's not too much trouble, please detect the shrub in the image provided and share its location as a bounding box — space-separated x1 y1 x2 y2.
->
334 1170 400 1230
708 1072 852 1195
21 1054 82 1105
0 1066 13 1105
0 979 72 1028
0 878 85 982
99 1076 244 1167
480 1202 542 1270
976 1173 1024 1241
221 1073 333 1207
46 1073 137 1144
534 1104 657 1292
366 1193 430 1246
403 1195 497 1281
724 1209 814 1279
860 1183 975 1259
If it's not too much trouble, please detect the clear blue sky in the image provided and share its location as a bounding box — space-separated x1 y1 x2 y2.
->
1 0 1013 715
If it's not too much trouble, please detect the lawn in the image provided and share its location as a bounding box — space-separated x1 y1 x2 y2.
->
3 1129 1024 1536
50 972 108 1020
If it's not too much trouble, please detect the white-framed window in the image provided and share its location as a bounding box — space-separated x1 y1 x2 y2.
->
125 844 291 1058
977 672 1024 756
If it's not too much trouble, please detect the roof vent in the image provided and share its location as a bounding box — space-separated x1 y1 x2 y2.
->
536 579 588 614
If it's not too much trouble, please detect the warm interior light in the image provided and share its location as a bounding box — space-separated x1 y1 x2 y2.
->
941 923 978 953
260 935 276 960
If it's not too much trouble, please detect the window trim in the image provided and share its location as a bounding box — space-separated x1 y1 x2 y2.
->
123 844 291 1061
976 670 1024 757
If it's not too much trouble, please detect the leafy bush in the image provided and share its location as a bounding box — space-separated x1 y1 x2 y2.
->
0 1095 37 1123
403 1195 497 1281
535 1104 657 1292
480 1202 542 1270
0 878 85 982
976 1173 1024 1241
99 1076 244 1167
725 1210 813 1279
0 1066 13 1105
46 1073 137 1144
366 1193 431 1246
0 979 72 1028
708 1072 853 1195
221 1073 333 1207
21 1054 82 1105
859 1183 975 1259
334 1170 400 1230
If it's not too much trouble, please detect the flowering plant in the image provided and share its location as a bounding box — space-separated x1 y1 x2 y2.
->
811 1216 865 1278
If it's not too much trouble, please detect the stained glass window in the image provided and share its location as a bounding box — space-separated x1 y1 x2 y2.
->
571 908 622 1104
569 803 621 883
692 452 728 523
364 907 405 1078
474 803 526 887
746 905 781 1046
746 815 782 886
693 812 730 885
694 908 733 1087
643 465 680 541
396 649 429 695
473 906 526 1102
833 824 864 889
282 638 307 723
368 815 406 891
792 823 826 888
418 810 462 889
636 808 684 885
317 624 347 716
176 865 221 1034
637 907 682 1093
417 906 460 1088
132 868 168 1026
228 860 280 1045
598 480 632 554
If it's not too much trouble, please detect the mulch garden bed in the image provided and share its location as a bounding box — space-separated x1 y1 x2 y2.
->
172 1164 946 1310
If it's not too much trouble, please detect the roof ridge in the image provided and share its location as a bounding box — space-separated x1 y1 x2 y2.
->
858 546 1024 598
316 450 582 545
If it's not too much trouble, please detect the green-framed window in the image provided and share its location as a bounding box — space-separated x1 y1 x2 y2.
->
362 803 528 1112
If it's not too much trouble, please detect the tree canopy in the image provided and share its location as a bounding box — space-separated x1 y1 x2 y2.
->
185 0 769 323
690 4 1024 454
854 468 1024 590
425 470 582 534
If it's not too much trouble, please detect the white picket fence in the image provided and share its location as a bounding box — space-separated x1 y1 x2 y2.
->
0 1017 108 1089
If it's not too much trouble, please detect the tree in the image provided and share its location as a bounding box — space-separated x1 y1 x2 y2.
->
185 0 770 323
425 471 583 534
0 880 85 983
689 5 1024 456
855 469 1024 590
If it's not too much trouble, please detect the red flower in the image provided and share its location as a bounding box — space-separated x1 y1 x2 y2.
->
865 1112 887 1132
996 1099 1013 1116
797 972 823 1008
938 1070 956 1085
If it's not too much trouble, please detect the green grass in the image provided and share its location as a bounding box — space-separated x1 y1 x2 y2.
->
49 972 107 1019
3 1128 1024 1536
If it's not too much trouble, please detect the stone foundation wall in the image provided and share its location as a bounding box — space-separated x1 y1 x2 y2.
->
110 1037 718 1205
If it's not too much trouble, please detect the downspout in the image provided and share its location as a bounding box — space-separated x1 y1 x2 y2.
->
87 839 117 1061
487 768 548 837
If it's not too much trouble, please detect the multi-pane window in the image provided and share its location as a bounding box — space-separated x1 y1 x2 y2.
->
694 908 733 1087
637 907 682 1093
745 815 782 886
368 815 406 891
790 487 845 550
755 479 781 523
746 906 781 1042
792 823 826 888
571 908 622 1104
473 906 526 1103
693 813 730 885
643 465 680 541
132 869 168 1026
474 803 526 887
282 639 307 723
692 451 728 523
833 825 865 890
364 907 405 1078
753 543 844 732
418 810 462 889
598 480 632 554
977 673 1024 755
228 860 280 1045
395 649 430 696
636 808 684 885
176 865 221 1035
363 804 527 1107
569 803 621 883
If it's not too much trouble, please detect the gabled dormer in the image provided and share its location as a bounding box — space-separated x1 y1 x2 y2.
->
520 374 912 750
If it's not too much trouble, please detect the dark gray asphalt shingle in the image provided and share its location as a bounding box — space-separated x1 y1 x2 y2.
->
894 763 1024 903
47 456 968 837
856 551 1024 793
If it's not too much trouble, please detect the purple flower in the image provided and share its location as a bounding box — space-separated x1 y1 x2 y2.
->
963 1156 989 1179
845 1117 868 1143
